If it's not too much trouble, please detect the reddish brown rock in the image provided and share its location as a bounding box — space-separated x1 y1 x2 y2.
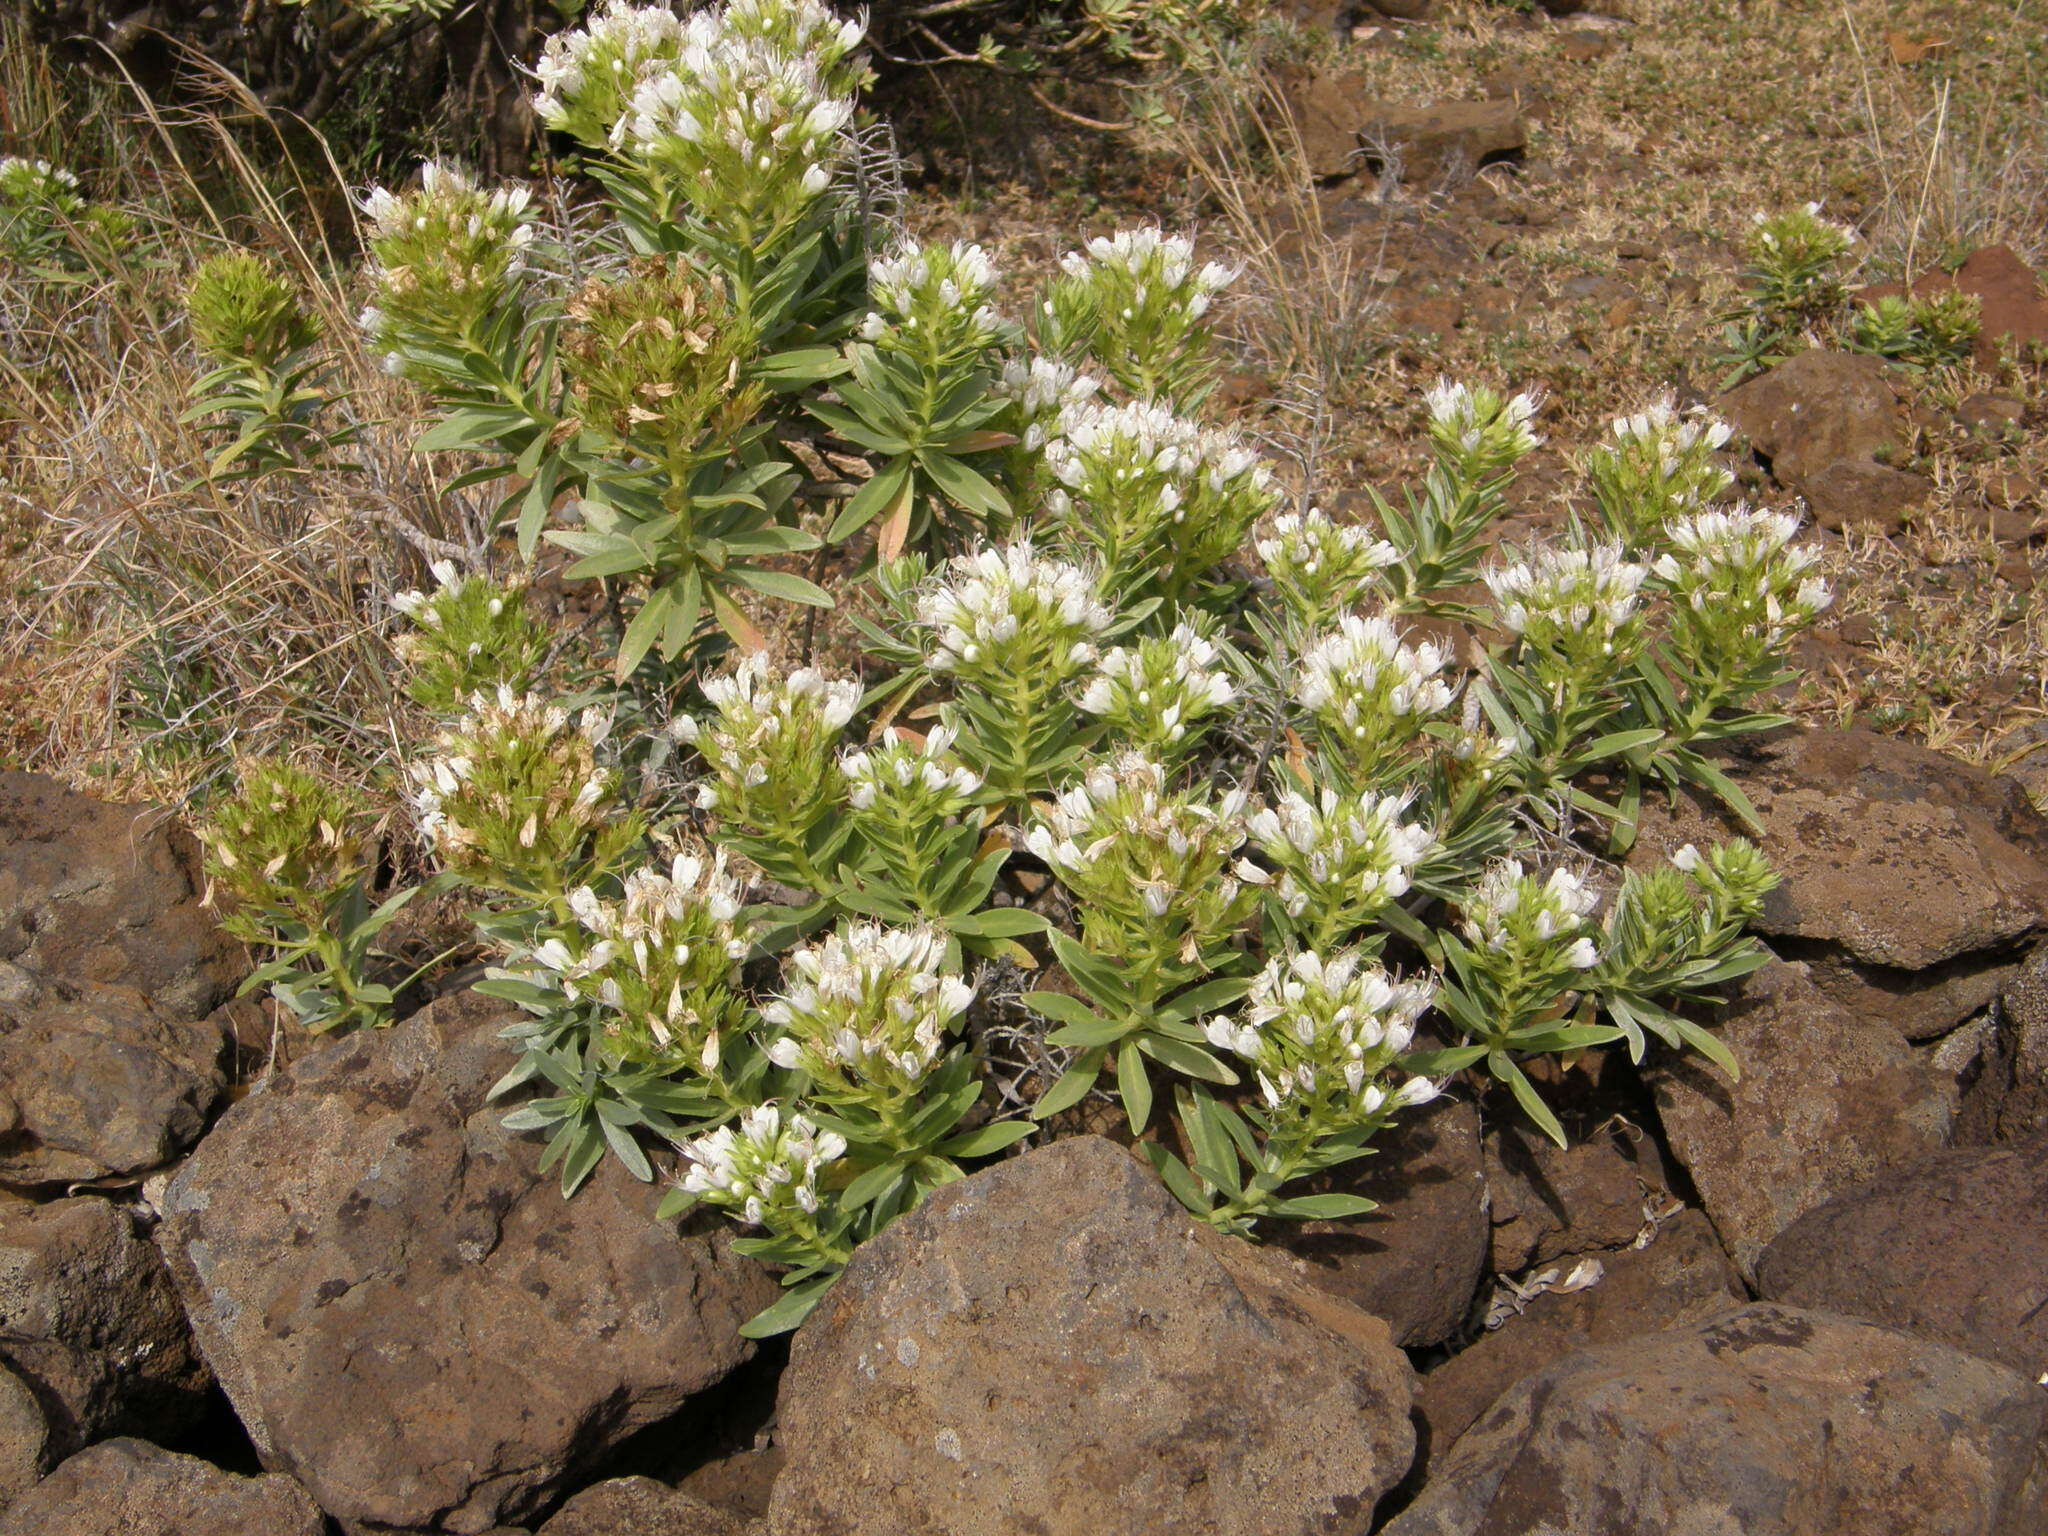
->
1757 1136 2048 1378
1720 349 1906 483
1801 946 2021 1044
158 990 774 1534
1482 1119 1676 1275
769 1137 1417 1536
1280 1096 1489 1347
1649 960 1955 1278
1630 727 2048 971
1274 69 1525 185
1385 1304 2048 1536
0 1196 211 1460
1797 456 1933 533
0 1438 325 1536
538 1477 754 1536
0 1364 46 1514
1417 1209 1744 1463
0 773 242 1021
0 972 228 1188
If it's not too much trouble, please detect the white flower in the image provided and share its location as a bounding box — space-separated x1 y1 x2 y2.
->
915 539 1111 681
1246 785 1435 926
1462 858 1602 963
1208 947 1437 1120
839 726 984 817
1425 378 1544 465
677 1103 845 1224
1483 542 1649 643
1076 623 1236 752
763 922 975 1094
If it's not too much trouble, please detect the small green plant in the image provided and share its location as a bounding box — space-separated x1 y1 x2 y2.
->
1744 202 1858 325
1583 395 1736 545
1713 202 1859 386
390 562 554 714
199 761 420 1033
0 156 83 266
1038 228 1237 408
1848 290 1981 371
182 251 349 478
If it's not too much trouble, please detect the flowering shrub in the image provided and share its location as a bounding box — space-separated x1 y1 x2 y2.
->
203 0 1842 1334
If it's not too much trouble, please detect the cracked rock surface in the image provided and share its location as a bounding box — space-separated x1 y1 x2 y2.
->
157 989 774 1534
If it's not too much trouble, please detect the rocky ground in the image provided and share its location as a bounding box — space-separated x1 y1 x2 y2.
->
5 711 2048 1532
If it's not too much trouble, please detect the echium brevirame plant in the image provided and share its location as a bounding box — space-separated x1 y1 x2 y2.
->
1153 949 1441 1234
1717 201 1860 385
410 688 643 925
494 847 765 1194
1038 227 1237 408
391 560 554 714
1583 394 1735 546
1363 380 1546 620
1076 621 1237 767
199 760 419 1033
1255 508 1399 633
1023 753 1264 1133
311 0 1840 1316
912 539 1118 813
1629 505 1832 818
1044 397 1278 611
661 920 1030 1333
817 240 1018 558
671 652 863 896
1744 202 1859 325
1849 290 1981 372
1477 537 1657 819
0 157 82 265
182 251 349 480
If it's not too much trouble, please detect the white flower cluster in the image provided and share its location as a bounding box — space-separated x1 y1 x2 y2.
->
1751 201 1859 251
840 726 984 815
357 162 534 369
859 239 1006 356
532 0 686 146
1461 859 1600 969
1255 508 1400 624
1041 226 1237 403
762 922 976 1092
1295 613 1456 776
530 850 749 1062
1043 397 1275 596
409 688 615 865
615 0 861 233
916 539 1112 681
0 157 82 202
1076 623 1236 757
1246 785 1435 927
1588 393 1738 537
1025 754 1260 962
993 356 1101 452
392 558 496 629
360 161 533 258
1047 397 1270 511
1424 379 1544 481
1653 506 1832 637
1205 949 1438 1119
679 1103 846 1224
672 652 862 810
1609 394 1735 464
1055 227 1237 321
1484 543 1649 648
